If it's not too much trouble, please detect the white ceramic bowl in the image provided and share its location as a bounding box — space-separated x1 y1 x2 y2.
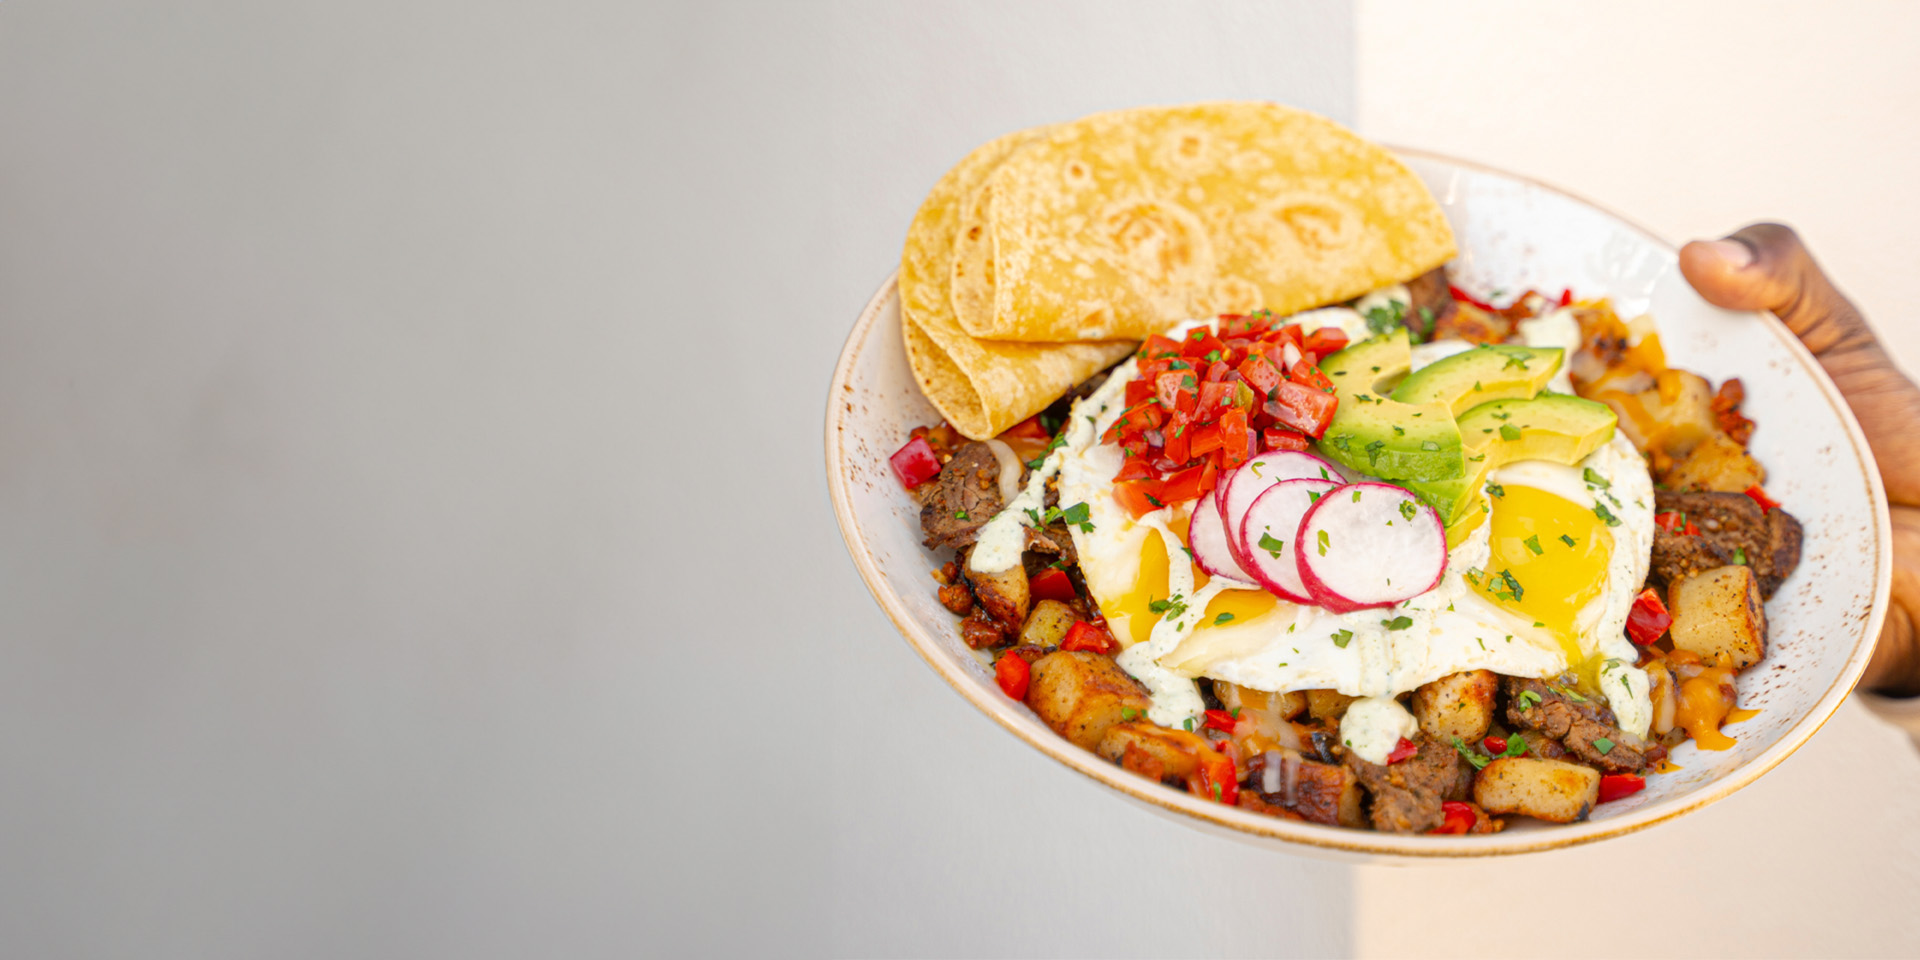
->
825 150 1889 859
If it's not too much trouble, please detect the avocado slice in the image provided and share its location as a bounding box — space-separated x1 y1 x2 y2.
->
1392 344 1565 417
1315 329 1464 483
1403 393 1619 532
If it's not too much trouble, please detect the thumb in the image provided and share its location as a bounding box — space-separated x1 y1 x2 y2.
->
1678 223 1876 357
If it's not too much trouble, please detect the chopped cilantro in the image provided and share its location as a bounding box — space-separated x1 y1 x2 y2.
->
1733 546 1748 565
1502 352 1530 370
1365 439 1386 465
1331 629 1353 648
1364 300 1406 335
1183 717 1195 732
1497 569 1525 600
954 510 969 520
1499 423 1523 441
1213 612 1235 626
1258 531 1286 559
1452 736 1491 770
1420 440 1442 452
1524 535 1543 555
1485 482 1506 499
1120 707 1141 721
1352 488 1363 503
1560 534 1577 547
1393 426 1406 436
1317 529 1330 556
1517 689 1542 710
1593 502 1622 527
1583 467 1610 489
1382 616 1413 631
1593 737 1616 755
1399 500 1418 521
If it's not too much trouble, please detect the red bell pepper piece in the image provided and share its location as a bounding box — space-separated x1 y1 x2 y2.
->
1429 801 1476 835
1449 284 1498 312
1559 287 1574 308
1030 567 1077 603
1265 380 1340 437
1261 427 1310 452
994 651 1030 701
1302 327 1349 357
1386 737 1419 764
1189 751 1239 806
1597 773 1646 803
1059 620 1116 654
1654 511 1700 536
1745 484 1781 512
1202 709 1238 735
889 435 943 490
1626 587 1672 645
1481 735 1508 755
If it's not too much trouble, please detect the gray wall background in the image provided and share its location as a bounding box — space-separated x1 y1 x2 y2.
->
0 2 1358 957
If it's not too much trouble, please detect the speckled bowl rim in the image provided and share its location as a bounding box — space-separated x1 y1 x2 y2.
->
824 148 1890 859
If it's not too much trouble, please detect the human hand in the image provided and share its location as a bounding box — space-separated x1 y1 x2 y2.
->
1680 224 1920 695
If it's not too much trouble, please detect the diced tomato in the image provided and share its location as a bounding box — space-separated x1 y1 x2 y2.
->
1270 323 1303 351
1101 401 1165 444
1289 360 1335 393
1302 327 1349 356
1429 801 1476 835
1202 709 1238 734
1745 484 1781 512
1197 380 1236 421
1138 334 1183 361
1158 461 1215 507
889 435 943 490
1189 421 1224 458
1237 355 1283 396
1481 736 1508 755
1184 333 1226 362
1626 588 1673 645
1559 287 1575 308
1386 737 1419 764
1217 314 1259 338
1261 427 1310 452
1003 415 1049 443
994 651 1030 701
1217 408 1251 468
1201 359 1230 384
1597 773 1646 803
1188 751 1239 806
1265 380 1340 437
1114 478 1166 518
1060 620 1117 654
1030 567 1077 603
1163 416 1193 464
1114 456 1158 482
1125 378 1156 408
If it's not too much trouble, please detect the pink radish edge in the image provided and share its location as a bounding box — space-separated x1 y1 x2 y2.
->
1293 482 1447 614
1236 477 1342 603
1218 450 1343 575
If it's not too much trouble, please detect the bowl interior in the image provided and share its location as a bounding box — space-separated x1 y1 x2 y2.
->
825 152 1887 858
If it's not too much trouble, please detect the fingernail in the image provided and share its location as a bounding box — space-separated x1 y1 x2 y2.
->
1708 238 1754 269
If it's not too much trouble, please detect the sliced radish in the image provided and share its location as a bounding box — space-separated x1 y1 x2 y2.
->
1219 450 1343 573
1237 478 1342 602
1295 482 1447 612
1188 496 1259 587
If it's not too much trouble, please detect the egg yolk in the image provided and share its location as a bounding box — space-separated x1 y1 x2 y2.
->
1475 484 1613 666
1108 513 1279 646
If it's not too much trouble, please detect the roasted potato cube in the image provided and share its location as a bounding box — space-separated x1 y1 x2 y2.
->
1604 370 1715 458
1306 688 1357 723
1096 721 1216 779
1026 651 1151 750
1411 670 1498 743
1018 599 1078 647
964 559 1029 628
1216 681 1306 723
1474 757 1601 823
1660 433 1767 493
1668 564 1767 669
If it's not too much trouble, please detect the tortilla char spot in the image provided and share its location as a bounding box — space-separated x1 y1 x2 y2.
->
1100 200 1207 287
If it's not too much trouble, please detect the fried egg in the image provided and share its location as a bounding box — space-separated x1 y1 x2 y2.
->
1053 315 1656 741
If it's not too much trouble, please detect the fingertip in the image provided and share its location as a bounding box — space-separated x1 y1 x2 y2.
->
1679 238 1761 310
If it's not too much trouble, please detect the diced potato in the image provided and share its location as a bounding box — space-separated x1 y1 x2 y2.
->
1474 757 1601 823
1216 681 1306 723
965 559 1029 628
1411 670 1498 743
1025 651 1151 750
1018 599 1078 647
1601 370 1715 458
1306 689 1357 723
1661 433 1767 493
1668 564 1767 669
1096 721 1216 779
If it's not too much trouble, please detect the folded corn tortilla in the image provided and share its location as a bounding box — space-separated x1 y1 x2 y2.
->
949 101 1456 343
901 128 1136 440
